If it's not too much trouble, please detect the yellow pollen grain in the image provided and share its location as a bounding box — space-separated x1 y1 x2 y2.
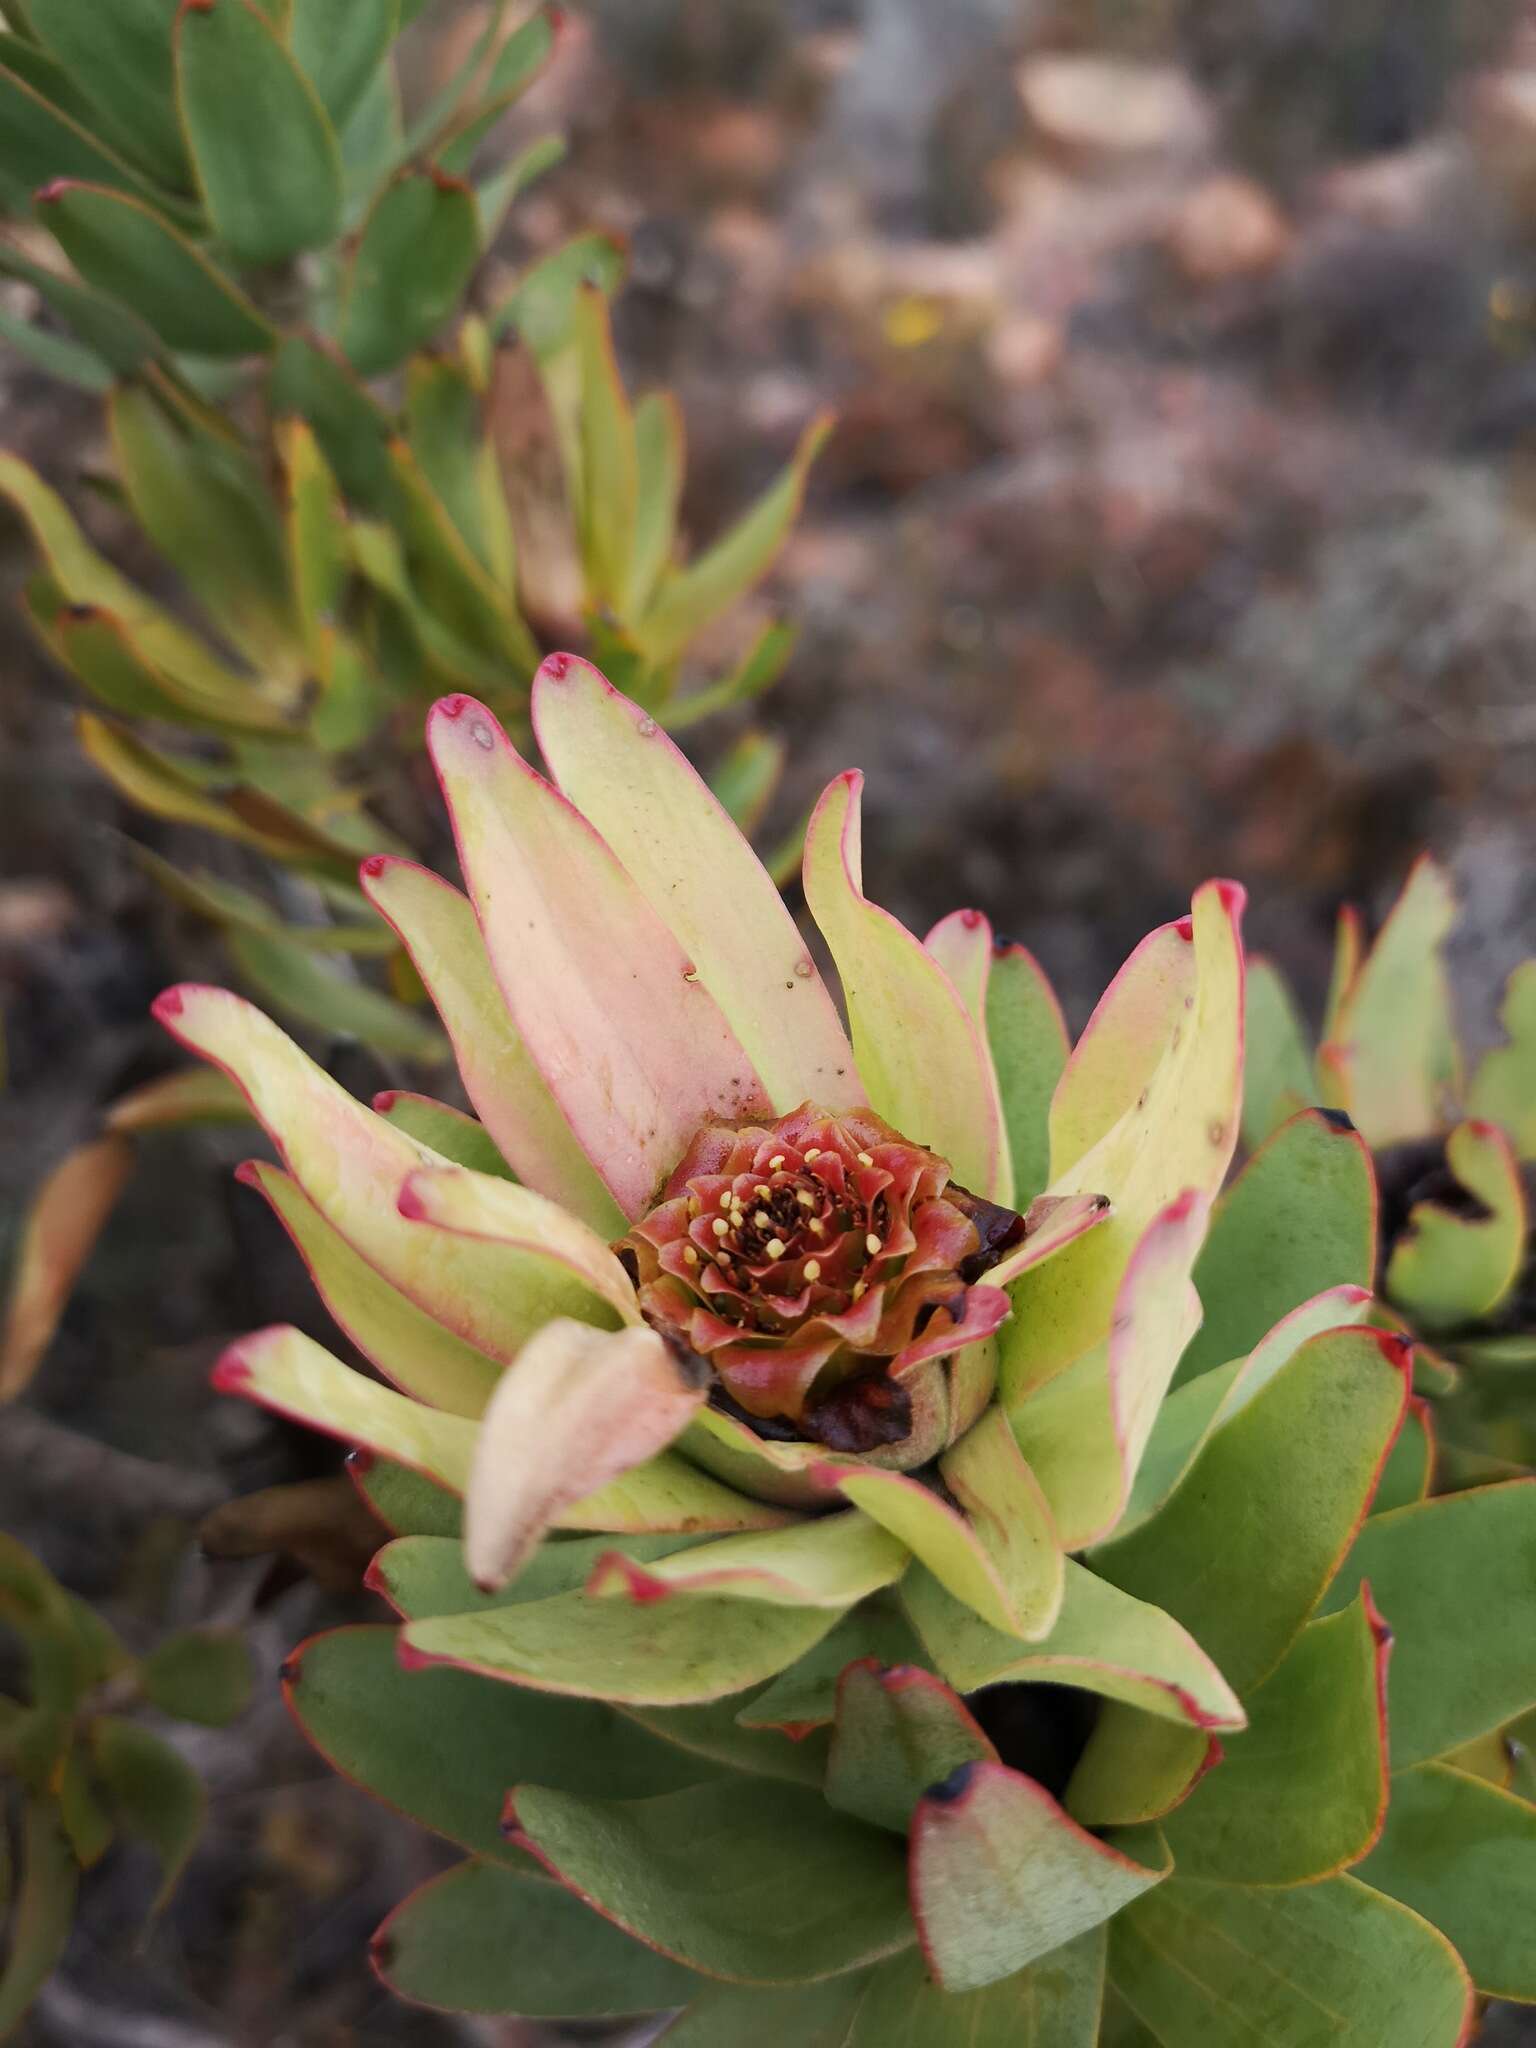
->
716 1251 732 1267
853 1280 868 1300
766 1237 786 1259
857 1151 874 1167
804 1148 821 1162
796 1190 815 1208
804 1259 822 1281
683 1246 700 1266
809 1218 827 1237
754 1210 772 1229
718 1191 733 1210
755 1184 771 1199
769 1154 786 1170
865 1232 882 1255
712 1217 730 1239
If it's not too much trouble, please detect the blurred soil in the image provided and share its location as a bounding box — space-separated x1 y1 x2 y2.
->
4 0 1536 2039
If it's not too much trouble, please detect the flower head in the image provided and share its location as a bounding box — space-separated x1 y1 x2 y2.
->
625 1103 1016 1442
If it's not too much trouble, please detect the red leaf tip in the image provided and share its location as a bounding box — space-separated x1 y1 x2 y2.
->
210 1350 253 1393
396 1178 428 1222
1173 915 1195 941
360 854 389 879
1212 878 1247 917
372 1090 399 1113
958 908 985 930
395 1638 437 1673
436 694 471 720
544 651 574 680
232 1159 262 1188
1373 1329 1416 1376
152 988 186 1020
34 179 78 205
344 1445 376 1474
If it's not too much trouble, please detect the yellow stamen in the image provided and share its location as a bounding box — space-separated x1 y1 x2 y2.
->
796 1190 815 1209
853 1280 868 1300
683 1245 700 1266
754 1210 772 1229
755 1184 771 1200
769 1154 786 1170
687 1196 701 1218
857 1151 874 1168
804 1148 821 1162
865 1232 882 1256
712 1217 730 1239
766 1237 786 1259
809 1218 827 1237
718 1190 732 1210
804 1259 822 1281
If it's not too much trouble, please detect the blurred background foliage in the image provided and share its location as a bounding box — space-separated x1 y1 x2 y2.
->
3 0 1536 2039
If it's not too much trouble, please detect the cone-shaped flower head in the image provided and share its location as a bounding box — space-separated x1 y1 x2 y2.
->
624 1105 1019 1441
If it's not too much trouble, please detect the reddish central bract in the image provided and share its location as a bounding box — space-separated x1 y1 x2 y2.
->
623 1105 1010 1436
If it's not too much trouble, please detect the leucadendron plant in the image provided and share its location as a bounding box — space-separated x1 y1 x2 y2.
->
149 658 1536 2042
1246 856 1536 1477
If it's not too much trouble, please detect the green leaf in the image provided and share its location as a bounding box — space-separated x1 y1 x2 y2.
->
1161 1591 1389 1883
140 1628 252 1727
39 182 276 357
1356 1763 1536 1999
1175 1106 1378 1388
225 926 449 1061
401 1586 843 1707
903 1560 1244 1730
27 0 189 188
352 1454 461 1536
76 719 357 866
636 412 832 667
270 336 393 508
1240 956 1313 1149
1320 855 1458 1150
374 1859 701 2017
910 1761 1166 1993
508 1776 913 1985
661 1938 1106 2045
375 1092 513 1177
0 240 156 374
619 1694 831 1789
0 1802 76 2039
91 1716 204 1913
285 1626 716 1864
1092 1325 1409 1696
1386 1118 1527 1331
0 42 174 206
1319 1481 1536 1765
1010 1193 1207 1549
986 941 1068 1201
826 1662 995 1834
628 388 683 613
1467 959 1536 1160
387 437 537 668
403 351 514 586
339 169 481 376
375 1533 717 1621
175 0 342 263
0 302 111 388
491 230 627 356
1372 1395 1434 1514
56 1741 113 1867
1110 1874 1471 2048
588 1512 911 1612
1066 1711 1211 1830
109 382 297 664
735 1595 931 1734
288 0 397 132
706 728 784 838
572 285 637 610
